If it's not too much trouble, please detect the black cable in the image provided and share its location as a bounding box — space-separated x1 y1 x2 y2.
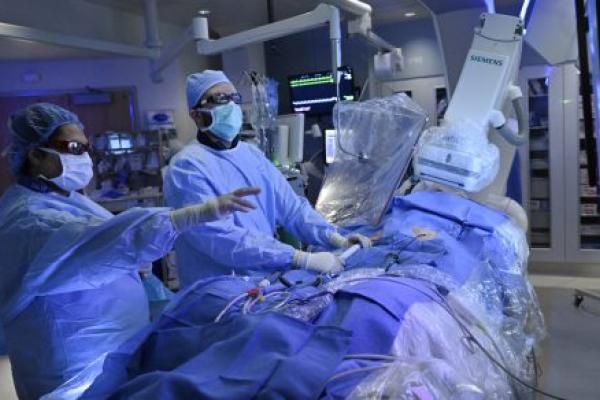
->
384 236 422 272
278 274 294 288
464 334 566 400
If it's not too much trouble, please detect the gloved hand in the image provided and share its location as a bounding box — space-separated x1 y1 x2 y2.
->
328 232 373 249
347 233 373 248
293 250 344 274
170 187 261 232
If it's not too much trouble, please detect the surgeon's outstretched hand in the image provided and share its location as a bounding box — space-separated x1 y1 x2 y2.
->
213 187 262 216
170 187 261 232
293 251 344 274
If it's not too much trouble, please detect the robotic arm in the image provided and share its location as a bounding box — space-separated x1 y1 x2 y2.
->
413 13 529 229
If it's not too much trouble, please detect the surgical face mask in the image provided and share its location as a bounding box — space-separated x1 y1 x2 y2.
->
201 101 243 142
39 148 94 192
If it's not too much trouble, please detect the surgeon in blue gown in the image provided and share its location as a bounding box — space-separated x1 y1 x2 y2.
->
0 103 260 399
163 70 372 287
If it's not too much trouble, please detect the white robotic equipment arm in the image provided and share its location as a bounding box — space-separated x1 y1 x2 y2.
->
414 13 529 230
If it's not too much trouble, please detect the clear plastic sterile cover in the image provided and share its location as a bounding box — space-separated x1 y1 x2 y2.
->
316 94 428 226
414 118 500 192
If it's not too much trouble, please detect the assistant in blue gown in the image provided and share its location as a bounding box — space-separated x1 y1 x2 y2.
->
0 103 241 399
0 183 179 399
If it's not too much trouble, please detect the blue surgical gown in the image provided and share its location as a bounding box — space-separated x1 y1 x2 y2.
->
163 141 336 286
0 184 178 399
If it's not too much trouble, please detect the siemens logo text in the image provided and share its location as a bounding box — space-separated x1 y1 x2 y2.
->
470 55 503 66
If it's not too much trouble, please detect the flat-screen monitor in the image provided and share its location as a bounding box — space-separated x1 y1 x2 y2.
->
288 66 355 115
107 132 133 154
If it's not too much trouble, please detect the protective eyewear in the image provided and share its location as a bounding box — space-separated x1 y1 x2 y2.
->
198 92 243 106
46 140 91 155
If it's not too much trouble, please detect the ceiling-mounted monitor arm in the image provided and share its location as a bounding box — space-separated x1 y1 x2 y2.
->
151 4 341 83
152 1 402 83
321 0 396 52
343 11 396 53
194 4 334 55
193 4 342 90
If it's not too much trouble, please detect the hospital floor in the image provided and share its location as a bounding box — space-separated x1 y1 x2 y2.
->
1 276 599 400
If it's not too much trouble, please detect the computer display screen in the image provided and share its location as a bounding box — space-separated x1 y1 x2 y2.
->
107 132 133 154
288 66 355 115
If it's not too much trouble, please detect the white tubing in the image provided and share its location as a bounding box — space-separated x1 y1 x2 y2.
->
488 95 528 147
339 244 361 262
214 292 248 322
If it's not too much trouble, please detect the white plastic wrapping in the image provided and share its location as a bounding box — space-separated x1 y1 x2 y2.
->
348 301 515 399
279 293 334 322
414 119 500 192
325 268 387 293
348 358 490 400
483 220 545 384
316 94 427 226
337 218 544 399
245 73 278 155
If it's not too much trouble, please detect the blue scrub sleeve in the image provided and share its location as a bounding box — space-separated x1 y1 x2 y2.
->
167 169 297 271
95 207 180 266
265 160 337 247
46 207 179 273
6 208 179 321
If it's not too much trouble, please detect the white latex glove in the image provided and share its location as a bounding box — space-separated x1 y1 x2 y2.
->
293 250 344 273
329 232 373 249
170 187 261 232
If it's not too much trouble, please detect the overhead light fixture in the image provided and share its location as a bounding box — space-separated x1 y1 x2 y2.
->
404 11 417 17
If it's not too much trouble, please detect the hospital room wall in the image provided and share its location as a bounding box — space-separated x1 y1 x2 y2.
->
0 0 217 145
0 56 210 143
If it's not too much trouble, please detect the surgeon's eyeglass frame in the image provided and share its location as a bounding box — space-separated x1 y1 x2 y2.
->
46 140 91 155
197 92 243 107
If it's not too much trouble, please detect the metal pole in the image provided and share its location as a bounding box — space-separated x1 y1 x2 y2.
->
143 0 162 49
330 7 342 148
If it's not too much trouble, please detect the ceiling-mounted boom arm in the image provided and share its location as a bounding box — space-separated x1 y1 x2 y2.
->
192 4 336 55
0 0 401 85
152 0 402 82
189 4 342 95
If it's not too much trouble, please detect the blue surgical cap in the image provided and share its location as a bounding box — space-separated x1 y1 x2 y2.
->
7 103 83 175
186 70 232 109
